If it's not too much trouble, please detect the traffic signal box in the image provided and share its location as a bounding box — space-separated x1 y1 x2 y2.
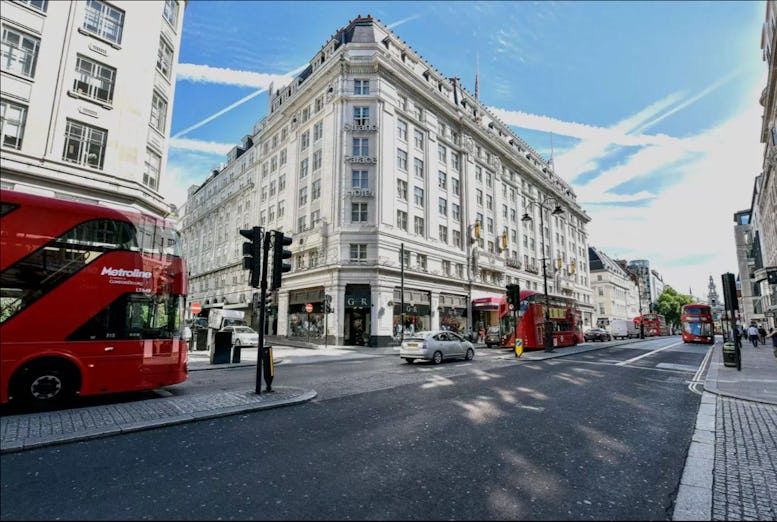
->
239 227 263 288
271 230 293 290
506 283 521 308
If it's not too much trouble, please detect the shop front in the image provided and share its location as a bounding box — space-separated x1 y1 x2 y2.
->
471 296 503 340
344 284 371 346
288 287 325 340
392 288 431 339
438 293 468 334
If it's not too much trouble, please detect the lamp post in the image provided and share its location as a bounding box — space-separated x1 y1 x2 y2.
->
522 197 564 353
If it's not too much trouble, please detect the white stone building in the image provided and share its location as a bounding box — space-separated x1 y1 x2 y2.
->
589 247 639 326
181 15 594 346
1 0 185 218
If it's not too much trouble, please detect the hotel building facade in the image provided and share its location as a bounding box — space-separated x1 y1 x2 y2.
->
181 16 594 346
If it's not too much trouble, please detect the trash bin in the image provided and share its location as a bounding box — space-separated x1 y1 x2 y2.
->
211 331 232 364
722 341 739 368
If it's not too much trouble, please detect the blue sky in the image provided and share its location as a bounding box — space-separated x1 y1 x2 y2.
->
161 1 768 301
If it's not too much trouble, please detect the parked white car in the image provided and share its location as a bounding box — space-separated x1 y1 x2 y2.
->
400 330 475 364
220 325 259 347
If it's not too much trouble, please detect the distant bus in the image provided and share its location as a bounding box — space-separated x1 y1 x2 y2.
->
634 313 669 337
681 303 715 344
499 290 581 350
0 189 189 407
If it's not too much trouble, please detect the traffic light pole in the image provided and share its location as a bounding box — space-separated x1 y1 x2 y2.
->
255 231 272 395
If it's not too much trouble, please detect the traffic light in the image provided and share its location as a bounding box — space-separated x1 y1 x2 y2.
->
324 294 333 313
271 230 293 290
240 226 263 288
506 283 521 307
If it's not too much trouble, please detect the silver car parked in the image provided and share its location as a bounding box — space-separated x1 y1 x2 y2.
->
400 330 476 364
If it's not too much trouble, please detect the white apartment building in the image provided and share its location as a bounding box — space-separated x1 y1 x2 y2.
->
181 15 594 347
589 247 639 326
0 0 185 218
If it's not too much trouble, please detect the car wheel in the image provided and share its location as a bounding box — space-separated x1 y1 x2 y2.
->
432 351 443 365
464 348 475 361
403 358 415 364
12 359 80 409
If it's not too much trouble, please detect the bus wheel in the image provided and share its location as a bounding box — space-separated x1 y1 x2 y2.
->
12 360 80 409
432 351 443 365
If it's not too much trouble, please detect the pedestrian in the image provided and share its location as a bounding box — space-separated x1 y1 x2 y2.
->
758 325 767 345
767 327 777 348
747 324 760 347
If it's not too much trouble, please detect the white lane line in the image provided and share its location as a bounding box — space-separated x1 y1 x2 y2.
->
688 344 716 395
616 340 685 366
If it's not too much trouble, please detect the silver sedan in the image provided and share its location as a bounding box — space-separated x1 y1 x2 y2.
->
400 330 476 364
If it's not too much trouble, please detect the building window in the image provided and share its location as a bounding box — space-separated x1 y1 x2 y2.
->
451 203 460 221
156 37 174 79
313 121 323 141
486 195 493 210
312 150 322 171
451 152 460 172
301 131 310 150
442 260 451 275
438 171 447 190
397 179 408 200
397 148 408 171
451 178 460 195
311 179 321 201
438 197 447 216
439 225 448 243
298 187 308 206
414 158 424 179
351 202 368 222
350 243 367 262
414 129 424 150
297 216 307 232
438 144 447 163
72 55 116 104
397 120 407 141
311 210 320 227
353 137 368 156
150 91 168 132
352 170 368 189
397 210 408 231
83 0 124 45
63 119 107 169
300 158 309 179
143 148 161 190
354 79 369 95
353 106 369 126
278 174 286 191
0 99 27 150
417 253 427 271
414 216 425 235
476 189 483 206
453 230 462 248
414 186 424 207
1 25 40 78
18 0 48 12
163 0 179 27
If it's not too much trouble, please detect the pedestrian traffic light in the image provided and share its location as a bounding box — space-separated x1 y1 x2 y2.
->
239 226 262 288
271 230 293 290
506 283 521 307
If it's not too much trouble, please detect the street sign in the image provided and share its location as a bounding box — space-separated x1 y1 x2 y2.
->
191 302 202 314
305 303 313 313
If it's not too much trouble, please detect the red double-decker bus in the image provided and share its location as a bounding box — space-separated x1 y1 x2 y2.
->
499 290 581 350
1 189 189 407
681 303 715 344
634 313 669 337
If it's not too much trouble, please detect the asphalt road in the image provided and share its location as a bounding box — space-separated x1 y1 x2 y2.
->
0 337 706 521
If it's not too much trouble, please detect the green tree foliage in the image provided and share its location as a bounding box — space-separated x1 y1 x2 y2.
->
655 287 694 328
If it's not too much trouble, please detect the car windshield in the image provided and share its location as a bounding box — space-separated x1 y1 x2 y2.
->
234 327 255 333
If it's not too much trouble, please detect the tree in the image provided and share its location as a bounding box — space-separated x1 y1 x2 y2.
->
654 287 694 330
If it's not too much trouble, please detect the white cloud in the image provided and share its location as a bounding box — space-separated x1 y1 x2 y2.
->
170 137 233 155
176 63 295 89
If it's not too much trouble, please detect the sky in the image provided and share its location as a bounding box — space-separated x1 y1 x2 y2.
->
161 0 768 302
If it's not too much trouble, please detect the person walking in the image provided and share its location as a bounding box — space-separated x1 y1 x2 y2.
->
747 324 760 347
758 324 767 345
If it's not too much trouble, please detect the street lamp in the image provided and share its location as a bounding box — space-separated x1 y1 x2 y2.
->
522 197 564 352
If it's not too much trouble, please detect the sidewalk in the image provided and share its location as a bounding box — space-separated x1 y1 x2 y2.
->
2 338 776 519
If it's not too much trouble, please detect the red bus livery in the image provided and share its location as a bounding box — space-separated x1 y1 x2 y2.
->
681 303 715 344
634 313 669 337
0 190 189 406
500 290 581 350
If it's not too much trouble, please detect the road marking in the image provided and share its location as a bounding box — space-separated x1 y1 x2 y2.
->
688 344 716 395
616 340 684 366
656 362 699 372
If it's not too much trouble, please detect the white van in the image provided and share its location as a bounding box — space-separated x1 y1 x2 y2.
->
610 319 638 339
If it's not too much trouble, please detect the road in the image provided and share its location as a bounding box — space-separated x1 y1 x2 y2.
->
0 337 708 520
